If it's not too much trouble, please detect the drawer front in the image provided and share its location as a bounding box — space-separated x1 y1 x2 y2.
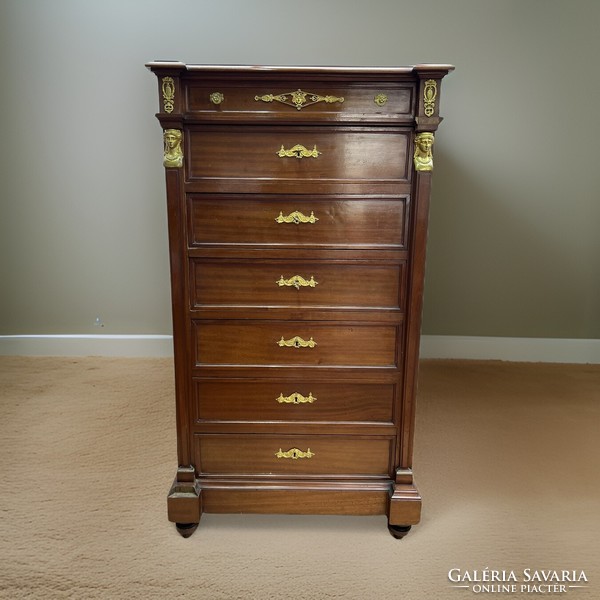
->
191 260 405 310
187 126 410 183
186 83 415 121
193 321 399 368
194 380 395 423
188 195 408 249
194 434 393 476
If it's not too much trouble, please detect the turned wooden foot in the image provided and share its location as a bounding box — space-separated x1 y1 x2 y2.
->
175 522 199 538
388 524 412 539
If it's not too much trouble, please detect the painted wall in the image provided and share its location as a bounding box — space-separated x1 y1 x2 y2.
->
1 0 598 338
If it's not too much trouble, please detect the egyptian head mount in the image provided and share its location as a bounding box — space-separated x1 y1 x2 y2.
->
414 132 434 172
163 129 183 168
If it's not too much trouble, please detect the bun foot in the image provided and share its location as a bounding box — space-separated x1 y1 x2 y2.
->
175 522 199 538
388 524 412 539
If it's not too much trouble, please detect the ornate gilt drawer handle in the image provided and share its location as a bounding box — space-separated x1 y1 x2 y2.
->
276 392 316 405
255 88 344 110
374 93 388 106
276 275 318 290
275 447 314 459
275 210 318 225
277 336 316 349
277 144 320 159
209 91 224 105
161 77 175 113
423 79 438 117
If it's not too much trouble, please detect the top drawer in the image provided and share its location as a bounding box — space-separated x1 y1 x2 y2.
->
185 82 415 123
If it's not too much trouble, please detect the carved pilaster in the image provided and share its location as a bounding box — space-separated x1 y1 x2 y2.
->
413 64 454 131
146 61 185 115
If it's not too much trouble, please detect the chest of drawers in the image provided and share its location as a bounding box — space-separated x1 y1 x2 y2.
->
146 62 453 538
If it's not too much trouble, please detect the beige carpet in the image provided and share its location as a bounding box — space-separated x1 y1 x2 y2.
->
1 357 598 599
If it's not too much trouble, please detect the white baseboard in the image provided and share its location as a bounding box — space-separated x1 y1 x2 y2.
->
0 335 174 357
420 335 600 364
0 334 598 363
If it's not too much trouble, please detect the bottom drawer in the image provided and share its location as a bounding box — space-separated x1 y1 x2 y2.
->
194 434 393 476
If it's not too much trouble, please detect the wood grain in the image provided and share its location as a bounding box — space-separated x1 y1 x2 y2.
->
193 379 396 423
187 126 410 183
187 195 409 249
190 259 405 310
193 321 400 368
194 434 394 476
185 82 415 122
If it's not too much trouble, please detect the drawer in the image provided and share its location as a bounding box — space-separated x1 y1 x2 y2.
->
193 321 399 368
191 260 405 310
186 82 415 121
187 195 408 249
187 126 410 184
194 380 395 423
194 434 393 476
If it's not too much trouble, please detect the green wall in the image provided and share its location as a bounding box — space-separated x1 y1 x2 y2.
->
1 0 598 339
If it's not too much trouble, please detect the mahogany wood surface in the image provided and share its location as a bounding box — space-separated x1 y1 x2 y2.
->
186 82 415 121
190 260 405 309
202 488 389 515
193 379 395 423
187 195 409 248
194 434 393 476
186 126 410 183
147 62 453 537
193 321 399 368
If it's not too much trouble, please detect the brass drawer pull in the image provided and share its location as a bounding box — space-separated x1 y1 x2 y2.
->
374 93 388 106
275 447 314 459
276 275 318 290
277 144 320 159
275 210 319 225
276 392 316 404
209 92 224 104
255 88 344 110
277 336 316 349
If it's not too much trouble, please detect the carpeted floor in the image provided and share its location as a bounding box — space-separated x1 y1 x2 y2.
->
0 357 598 599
